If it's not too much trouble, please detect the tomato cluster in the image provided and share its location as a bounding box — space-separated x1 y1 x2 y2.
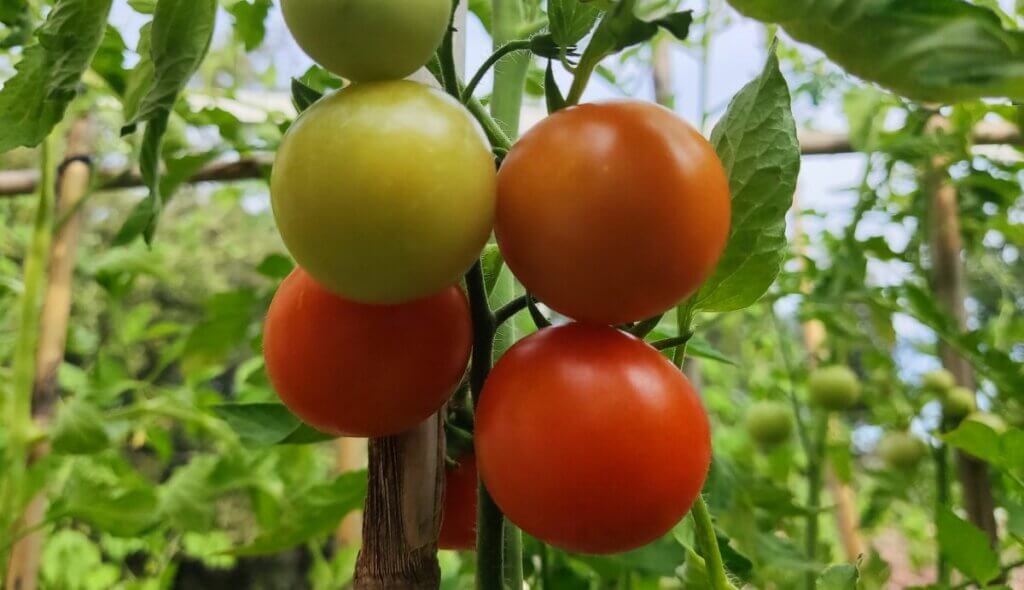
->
266 4 730 557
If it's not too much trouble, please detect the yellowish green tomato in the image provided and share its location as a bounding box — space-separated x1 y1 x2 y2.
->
878 432 927 472
744 401 794 448
271 81 497 304
942 386 976 420
807 365 861 411
965 412 1007 434
280 0 450 82
922 369 956 394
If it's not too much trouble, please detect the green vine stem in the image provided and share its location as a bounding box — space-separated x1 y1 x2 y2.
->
804 412 829 590
464 262 505 590
1 135 55 570
676 308 732 589
934 426 952 585
691 497 734 590
462 39 532 103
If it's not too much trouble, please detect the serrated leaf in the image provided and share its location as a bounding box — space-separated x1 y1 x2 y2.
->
694 45 799 312
728 0 1024 102
291 77 323 113
123 0 216 130
548 0 601 46
936 507 1000 584
50 399 110 455
0 0 114 152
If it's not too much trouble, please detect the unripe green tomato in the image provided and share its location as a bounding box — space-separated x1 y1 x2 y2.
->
965 412 1007 434
878 432 927 472
271 81 497 304
942 386 976 420
807 366 861 411
280 0 450 82
744 401 794 448
922 369 956 394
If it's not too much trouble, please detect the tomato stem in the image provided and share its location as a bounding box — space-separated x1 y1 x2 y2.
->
465 262 506 590
462 39 532 104
494 295 529 326
691 497 733 590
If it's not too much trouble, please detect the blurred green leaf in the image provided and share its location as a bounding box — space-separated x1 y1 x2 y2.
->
213 403 334 446
51 399 110 455
816 564 858 589
936 507 1000 584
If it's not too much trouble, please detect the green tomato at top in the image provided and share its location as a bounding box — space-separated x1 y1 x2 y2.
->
271 81 497 304
281 0 450 82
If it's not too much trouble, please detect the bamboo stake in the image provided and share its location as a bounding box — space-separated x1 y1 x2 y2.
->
922 116 999 546
4 117 95 590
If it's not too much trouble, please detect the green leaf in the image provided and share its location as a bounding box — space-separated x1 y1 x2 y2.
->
291 77 323 113
727 0 1024 102
232 471 367 556
51 480 159 537
213 403 334 446
256 253 295 280
227 0 271 51
548 0 601 46
122 0 216 131
51 399 110 455
937 507 1000 584
0 0 114 152
695 45 799 312
816 564 859 589
942 420 1003 466
113 111 169 245
545 60 567 114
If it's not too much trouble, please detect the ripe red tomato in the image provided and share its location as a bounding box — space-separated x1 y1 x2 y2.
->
263 268 472 437
495 101 731 325
475 324 711 554
439 454 477 551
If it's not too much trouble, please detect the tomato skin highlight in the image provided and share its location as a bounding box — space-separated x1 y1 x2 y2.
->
475 324 711 554
271 81 497 305
495 101 731 325
439 454 478 551
263 268 472 438
280 0 450 82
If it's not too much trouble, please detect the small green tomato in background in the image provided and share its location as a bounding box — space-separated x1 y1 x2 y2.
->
808 365 861 411
280 0 450 82
744 401 794 448
965 412 1007 434
922 369 956 394
942 386 976 420
271 81 497 304
878 432 927 472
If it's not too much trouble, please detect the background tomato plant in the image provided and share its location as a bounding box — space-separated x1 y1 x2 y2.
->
0 0 1023 589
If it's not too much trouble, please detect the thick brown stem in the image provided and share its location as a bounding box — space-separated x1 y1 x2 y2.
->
923 119 998 545
353 415 445 590
5 118 94 590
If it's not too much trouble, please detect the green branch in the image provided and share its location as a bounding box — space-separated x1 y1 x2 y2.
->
462 39 532 103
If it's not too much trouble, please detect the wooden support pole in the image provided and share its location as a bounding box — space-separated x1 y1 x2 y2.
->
0 122 1017 198
922 117 999 546
4 117 95 590
336 438 367 547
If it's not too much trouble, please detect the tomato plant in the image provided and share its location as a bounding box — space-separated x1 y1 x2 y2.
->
2 0 1024 589
280 0 451 82
495 100 731 325
271 80 497 304
475 324 711 554
263 268 472 437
